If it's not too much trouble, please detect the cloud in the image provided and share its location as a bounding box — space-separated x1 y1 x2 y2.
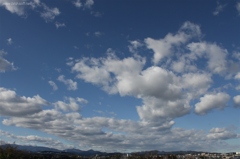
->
57 75 78 91
0 0 61 23
7 38 13 45
213 2 226 16
233 95 240 108
53 97 88 112
40 3 60 22
187 42 228 74
194 92 230 115
207 128 238 140
236 2 240 15
0 50 17 72
0 0 28 16
0 0 42 16
94 31 103 37
91 11 103 17
0 130 73 150
2 109 238 152
85 0 94 8
73 0 82 8
0 87 48 117
48 80 58 91
55 22 66 29
70 49 212 124
128 40 143 54
145 21 201 64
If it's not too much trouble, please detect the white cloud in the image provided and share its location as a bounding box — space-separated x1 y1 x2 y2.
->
53 97 87 112
195 92 230 115
236 2 240 15
0 0 42 16
181 72 212 98
213 3 226 16
2 109 238 152
235 72 240 80
0 0 28 15
7 38 13 45
128 40 143 54
137 97 190 124
233 95 240 108
73 0 82 8
57 75 78 91
0 0 62 24
70 50 204 124
187 42 227 74
145 21 201 64
0 130 73 150
0 87 48 116
40 4 60 22
207 128 238 140
48 80 58 91
55 22 66 29
0 50 17 72
85 0 94 8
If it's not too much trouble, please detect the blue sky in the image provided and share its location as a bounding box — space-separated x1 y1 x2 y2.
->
0 0 240 153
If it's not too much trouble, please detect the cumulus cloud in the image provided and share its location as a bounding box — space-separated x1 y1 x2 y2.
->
58 75 78 91
145 21 201 64
207 128 238 140
2 108 237 152
0 50 17 72
48 80 58 91
194 92 230 115
187 42 228 74
73 0 82 8
70 48 212 124
53 97 88 112
85 0 94 8
0 87 48 116
233 95 240 108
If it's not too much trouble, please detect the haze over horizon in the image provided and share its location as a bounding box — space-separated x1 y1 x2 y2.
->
0 0 240 153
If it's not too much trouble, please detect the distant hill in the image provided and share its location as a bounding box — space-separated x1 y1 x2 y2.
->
0 144 61 152
0 144 215 156
0 144 106 156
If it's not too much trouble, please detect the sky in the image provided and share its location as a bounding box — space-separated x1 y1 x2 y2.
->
0 0 240 153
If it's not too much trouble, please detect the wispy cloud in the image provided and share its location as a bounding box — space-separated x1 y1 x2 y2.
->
237 2 240 15
55 22 66 28
48 80 58 91
94 31 104 37
7 38 13 45
40 3 60 22
213 2 227 16
58 75 78 91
